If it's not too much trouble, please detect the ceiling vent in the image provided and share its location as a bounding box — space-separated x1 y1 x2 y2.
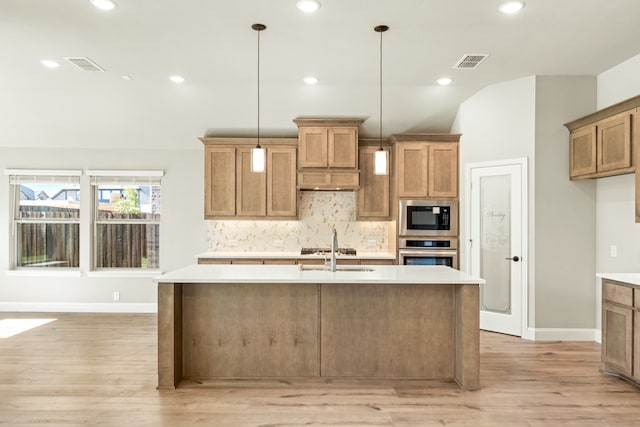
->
64 57 105 72
453 54 490 69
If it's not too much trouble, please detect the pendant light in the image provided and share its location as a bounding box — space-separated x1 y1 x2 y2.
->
251 23 266 173
374 25 389 176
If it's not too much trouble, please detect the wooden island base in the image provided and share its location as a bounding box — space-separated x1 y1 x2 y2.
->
158 279 479 390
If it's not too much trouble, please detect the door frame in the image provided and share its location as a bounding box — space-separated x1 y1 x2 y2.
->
464 157 530 340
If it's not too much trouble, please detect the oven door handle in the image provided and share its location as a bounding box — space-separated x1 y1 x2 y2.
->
399 249 458 256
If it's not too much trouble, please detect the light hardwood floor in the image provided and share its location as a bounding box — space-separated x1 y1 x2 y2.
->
1 312 639 426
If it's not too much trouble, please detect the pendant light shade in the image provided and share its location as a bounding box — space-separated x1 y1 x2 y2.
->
251 23 266 173
251 146 266 173
374 25 389 176
374 148 388 175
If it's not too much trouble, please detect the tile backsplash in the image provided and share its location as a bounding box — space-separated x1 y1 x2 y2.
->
206 191 393 253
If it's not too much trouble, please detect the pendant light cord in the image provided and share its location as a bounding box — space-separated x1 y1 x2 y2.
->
374 25 388 151
257 27 261 148
379 28 383 146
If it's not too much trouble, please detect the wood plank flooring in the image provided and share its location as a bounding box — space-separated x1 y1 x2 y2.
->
1 312 639 426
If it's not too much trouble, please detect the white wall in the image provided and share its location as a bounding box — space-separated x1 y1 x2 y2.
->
0 147 206 311
451 75 599 335
593 51 640 333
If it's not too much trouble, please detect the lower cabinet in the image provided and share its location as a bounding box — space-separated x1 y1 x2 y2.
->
601 279 638 382
602 301 633 376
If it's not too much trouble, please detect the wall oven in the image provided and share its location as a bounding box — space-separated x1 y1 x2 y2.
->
399 200 457 237
398 237 458 269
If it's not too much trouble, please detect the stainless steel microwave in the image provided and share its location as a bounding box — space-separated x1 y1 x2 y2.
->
399 200 458 237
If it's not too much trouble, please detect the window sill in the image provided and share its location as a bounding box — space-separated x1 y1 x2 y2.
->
5 269 82 278
85 270 162 278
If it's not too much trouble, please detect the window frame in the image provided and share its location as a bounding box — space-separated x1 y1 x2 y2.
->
88 170 163 272
5 169 82 271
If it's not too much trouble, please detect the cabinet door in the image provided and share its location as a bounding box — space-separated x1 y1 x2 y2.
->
428 143 458 198
267 147 297 218
204 146 236 217
299 127 328 168
396 143 428 198
236 148 266 217
569 126 597 178
634 310 640 381
328 127 358 168
602 302 633 376
598 113 632 173
357 146 390 219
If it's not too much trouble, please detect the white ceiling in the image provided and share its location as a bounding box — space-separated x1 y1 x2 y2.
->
2 0 640 150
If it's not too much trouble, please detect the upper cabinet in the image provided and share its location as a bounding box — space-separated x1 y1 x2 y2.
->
392 134 460 200
357 142 391 220
565 94 640 223
201 138 298 220
294 117 365 190
565 96 639 180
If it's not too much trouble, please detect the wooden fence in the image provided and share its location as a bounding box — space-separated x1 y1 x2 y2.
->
18 206 79 267
18 207 158 268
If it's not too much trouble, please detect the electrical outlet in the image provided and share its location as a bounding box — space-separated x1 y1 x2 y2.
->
228 239 237 247
113 291 120 302
610 245 617 258
273 239 283 248
367 239 377 248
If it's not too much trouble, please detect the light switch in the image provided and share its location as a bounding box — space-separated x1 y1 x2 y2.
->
610 245 617 258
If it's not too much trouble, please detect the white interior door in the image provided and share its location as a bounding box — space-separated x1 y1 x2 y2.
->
467 159 527 337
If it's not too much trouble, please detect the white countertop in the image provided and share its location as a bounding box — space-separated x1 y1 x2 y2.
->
195 251 396 260
155 264 484 285
597 273 640 287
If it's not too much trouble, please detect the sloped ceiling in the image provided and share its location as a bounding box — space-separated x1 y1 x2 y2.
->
1 0 640 149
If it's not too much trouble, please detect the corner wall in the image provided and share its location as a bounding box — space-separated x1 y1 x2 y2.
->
594 52 640 336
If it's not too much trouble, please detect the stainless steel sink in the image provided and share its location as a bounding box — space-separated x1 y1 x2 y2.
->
298 264 375 272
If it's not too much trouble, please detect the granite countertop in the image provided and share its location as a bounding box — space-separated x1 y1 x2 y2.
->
155 264 485 285
195 251 396 260
597 273 640 287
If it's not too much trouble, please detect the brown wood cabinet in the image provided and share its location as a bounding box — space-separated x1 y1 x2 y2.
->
294 118 365 190
204 146 236 217
357 142 391 220
601 279 638 381
201 138 298 219
392 134 460 199
565 100 637 180
565 95 640 223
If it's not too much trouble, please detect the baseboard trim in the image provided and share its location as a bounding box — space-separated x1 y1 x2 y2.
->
0 302 157 314
528 327 598 341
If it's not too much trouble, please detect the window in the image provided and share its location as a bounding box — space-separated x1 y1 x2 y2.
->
88 171 163 270
6 170 82 269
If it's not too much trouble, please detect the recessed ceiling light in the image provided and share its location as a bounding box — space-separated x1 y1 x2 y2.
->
499 1 525 14
169 75 185 84
90 0 117 11
40 59 60 69
437 77 452 86
303 76 318 85
296 0 321 13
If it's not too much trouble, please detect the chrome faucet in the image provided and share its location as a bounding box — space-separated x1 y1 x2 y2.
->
329 228 338 272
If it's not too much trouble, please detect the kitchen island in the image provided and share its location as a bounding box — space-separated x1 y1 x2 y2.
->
155 264 484 390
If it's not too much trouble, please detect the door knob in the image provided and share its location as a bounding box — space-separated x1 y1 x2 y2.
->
505 256 520 262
